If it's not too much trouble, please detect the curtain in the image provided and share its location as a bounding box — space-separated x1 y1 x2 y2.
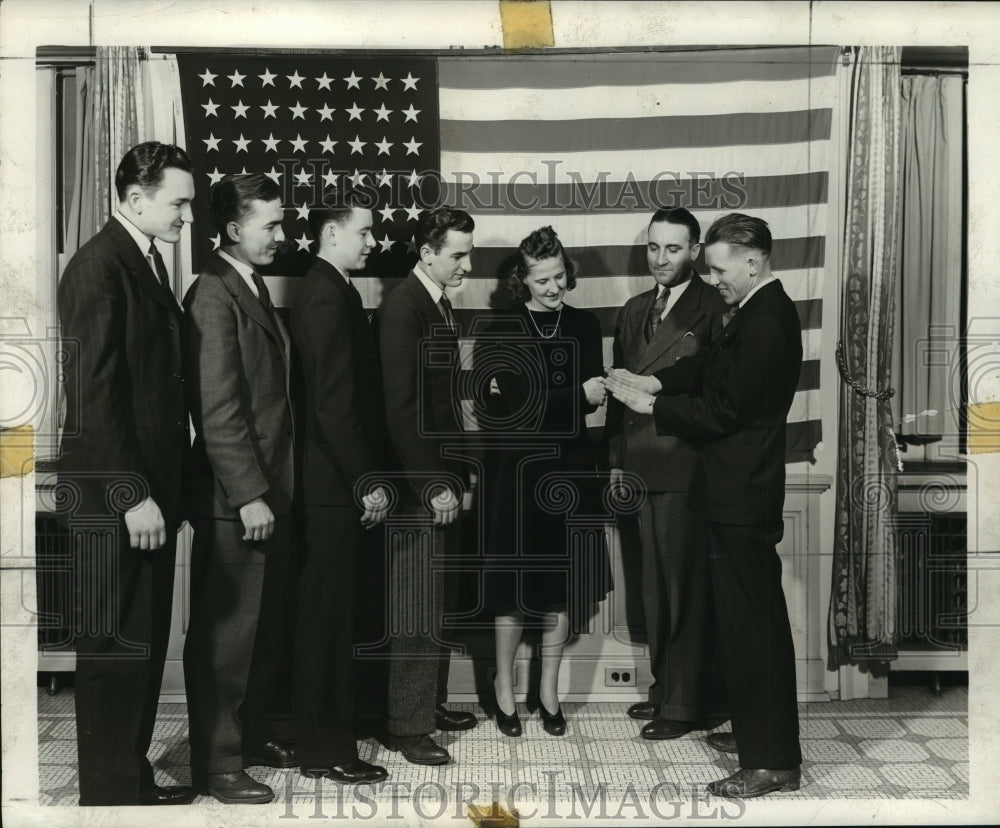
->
892 75 965 453
829 47 903 666
64 67 97 255
91 46 146 229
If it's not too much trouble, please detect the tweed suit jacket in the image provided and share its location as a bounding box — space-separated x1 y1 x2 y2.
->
606 275 726 492
183 252 295 519
57 217 189 527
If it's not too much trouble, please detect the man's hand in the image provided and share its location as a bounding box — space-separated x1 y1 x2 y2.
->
124 497 166 550
240 497 275 542
583 376 607 407
609 383 658 415
605 368 662 396
361 486 390 528
430 486 461 526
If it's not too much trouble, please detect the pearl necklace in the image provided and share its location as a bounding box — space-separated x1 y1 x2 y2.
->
526 303 563 339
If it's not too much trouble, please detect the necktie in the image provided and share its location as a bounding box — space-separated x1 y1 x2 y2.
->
148 242 171 292
251 271 284 351
645 287 670 340
722 305 739 328
439 293 457 333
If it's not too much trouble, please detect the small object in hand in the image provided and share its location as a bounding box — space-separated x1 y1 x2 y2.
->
468 801 519 828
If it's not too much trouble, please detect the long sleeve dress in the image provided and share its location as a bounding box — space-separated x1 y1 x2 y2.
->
477 302 614 632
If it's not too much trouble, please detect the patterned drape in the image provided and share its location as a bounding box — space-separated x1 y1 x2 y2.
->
92 46 146 227
829 47 902 666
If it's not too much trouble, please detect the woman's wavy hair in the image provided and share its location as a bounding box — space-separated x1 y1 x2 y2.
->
506 225 578 302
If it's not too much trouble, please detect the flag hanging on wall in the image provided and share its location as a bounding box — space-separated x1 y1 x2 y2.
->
176 46 838 461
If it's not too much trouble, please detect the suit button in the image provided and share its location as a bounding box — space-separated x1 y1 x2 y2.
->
167 323 175 332
627 420 635 427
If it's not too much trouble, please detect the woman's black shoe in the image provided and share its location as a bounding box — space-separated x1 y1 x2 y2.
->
529 692 567 736
492 683 522 737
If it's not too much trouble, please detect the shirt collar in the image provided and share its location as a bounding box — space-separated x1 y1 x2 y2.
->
217 248 255 281
114 211 155 258
317 251 352 284
739 275 777 309
413 264 444 304
655 273 694 300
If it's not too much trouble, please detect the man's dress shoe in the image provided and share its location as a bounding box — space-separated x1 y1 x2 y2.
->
640 718 696 740
707 767 801 798
706 731 739 754
626 701 658 720
301 758 388 784
138 782 196 805
243 740 297 768
434 705 477 731
386 733 450 765
194 771 274 804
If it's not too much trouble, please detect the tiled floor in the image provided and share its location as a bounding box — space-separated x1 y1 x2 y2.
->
37 685 967 812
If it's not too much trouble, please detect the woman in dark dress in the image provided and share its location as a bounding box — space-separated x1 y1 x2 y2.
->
479 226 613 737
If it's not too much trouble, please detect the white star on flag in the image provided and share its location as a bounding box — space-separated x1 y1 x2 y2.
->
294 168 312 187
260 100 278 118
265 166 283 183
289 101 307 119
319 135 337 153
372 72 390 91
373 103 391 122
201 99 220 117
211 234 221 249
405 238 418 254
374 137 393 155
231 101 249 118
290 134 309 152
346 102 364 121
343 70 361 89
295 232 312 251
403 137 422 155
349 169 366 187
406 170 421 187
287 70 305 89
404 204 421 222
348 135 366 154
377 169 393 188
259 68 277 86
261 134 281 152
317 104 335 121
322 169 338 189
207 168 225 185
401 72 419 90
294 203 310 221
377 235 394 253
378 205 396 223
199 69 216 86
402 104 420 123
227 69 245 87
203 134 221 151
316 72 334 90
233 135 250 152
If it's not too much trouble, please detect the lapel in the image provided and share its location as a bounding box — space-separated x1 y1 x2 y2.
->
406 270 457 342
314 257 364 315
105 219 182 317
635 277 708 374
701 279 781 365
206 252 285 348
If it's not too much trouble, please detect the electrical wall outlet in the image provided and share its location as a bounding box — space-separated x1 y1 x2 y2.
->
604 666 637 687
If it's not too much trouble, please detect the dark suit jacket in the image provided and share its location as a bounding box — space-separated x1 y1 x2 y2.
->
377 271 466 500
57 218 188 527
651 279 802 526
606 275 726 492
183 253 295 519
290 257 389 506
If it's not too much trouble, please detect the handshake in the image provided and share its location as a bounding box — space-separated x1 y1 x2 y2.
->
586 368 663 413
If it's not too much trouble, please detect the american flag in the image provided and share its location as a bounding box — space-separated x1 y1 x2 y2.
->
177 47 837 460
